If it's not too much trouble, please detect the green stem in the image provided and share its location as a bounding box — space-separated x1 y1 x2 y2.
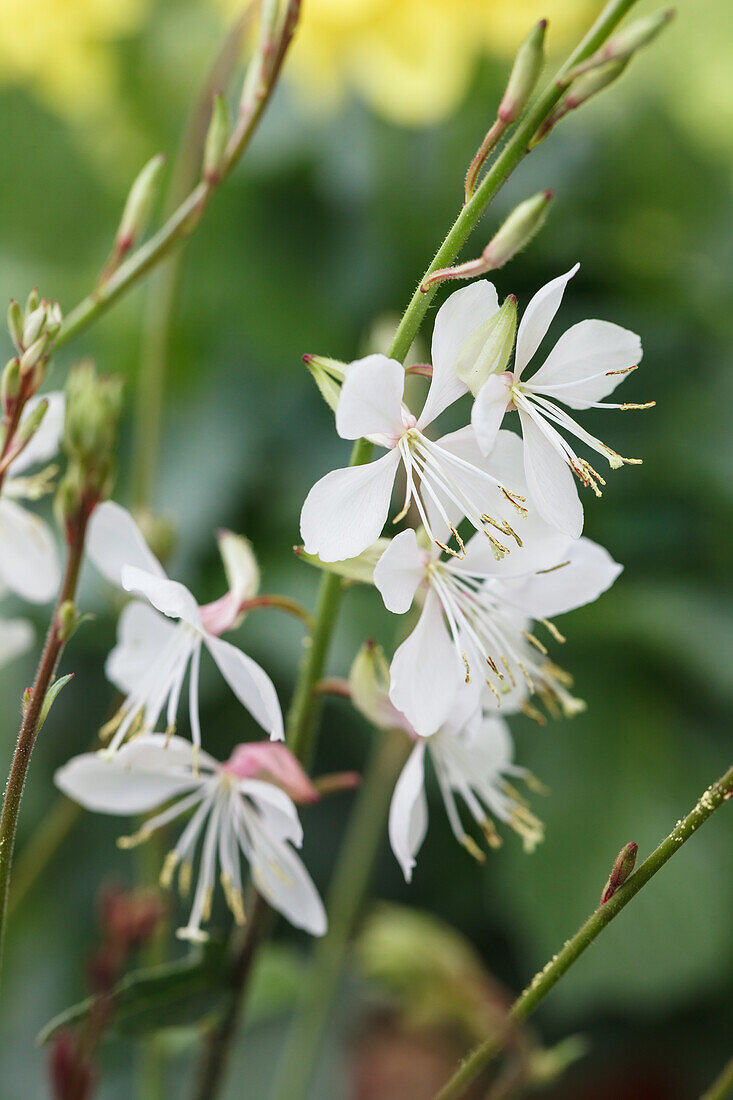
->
433 764 733 1100
701 1056 733 1100
270 732 410 1100
0 519 89 978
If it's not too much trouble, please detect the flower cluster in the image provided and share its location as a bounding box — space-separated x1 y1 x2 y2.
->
300 265 649 878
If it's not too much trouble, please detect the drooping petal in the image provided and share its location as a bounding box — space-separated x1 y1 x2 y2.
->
238 778 303 846
0 499 60 603
336 355 406 441
389 590 464 737
105 599 179 695
0 617 34 667
471 373 512 455
87 501 166 589
515 264 579 377
205 634 284 741
121 565 202 629
373 528 426 614
249 832 327 936
300 448 401 563
497 537 622 618
423 280 499 428
527 319 642 408
388 742 428 882
54 736 206 815
9 392 65 474
519 409 583 539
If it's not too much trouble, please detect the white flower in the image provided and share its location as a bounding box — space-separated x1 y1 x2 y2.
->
459 265 648 538
300 286 529 563
87 502 283 752
0 393 64 603
55 735 326 941
389 712 544 882
373 432 620 736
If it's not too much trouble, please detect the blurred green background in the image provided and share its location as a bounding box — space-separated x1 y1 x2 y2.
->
0 0 731 1096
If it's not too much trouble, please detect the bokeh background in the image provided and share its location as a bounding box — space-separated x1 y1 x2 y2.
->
0 0 731 1096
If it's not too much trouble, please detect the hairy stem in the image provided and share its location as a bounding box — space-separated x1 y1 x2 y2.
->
433 764 733 1100
0 521 89 976
270 732 410 1100
701 1055 733 1100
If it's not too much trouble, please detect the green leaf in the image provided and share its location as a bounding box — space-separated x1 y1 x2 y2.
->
37 674 74 734
37 942 228 1045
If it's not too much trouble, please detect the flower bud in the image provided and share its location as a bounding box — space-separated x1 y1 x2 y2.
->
7 300 24 350
604 8 675 61
14 396 48 452
303 354 347 414
563 57 629 112
483 190 553 271
115 153 166 254
203 93 230 186
25 287 39 315
56 362 124 525
600 841 638 904
48 1029 95 1100
22 304 48 348
456 294 517 396
19 331 51 376
349 641 413 734
1 358 21 408
225 742 319 804
499 19 546 124
57 601 78 642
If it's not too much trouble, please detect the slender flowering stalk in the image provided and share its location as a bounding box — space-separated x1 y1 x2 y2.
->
433 765 733 1100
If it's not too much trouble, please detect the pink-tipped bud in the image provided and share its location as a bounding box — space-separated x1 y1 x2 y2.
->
115 153 166 254
600 841 638 904
48 1030 95 1100
225 742 320 804
483 190 553 270
498 19 547 124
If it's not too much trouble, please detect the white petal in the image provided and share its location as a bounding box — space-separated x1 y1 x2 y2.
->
238 778 302 846
54 741 202 816
205 634 284 741
0 499 60 603
106 600 178 695
388 590 464 737
388 742 428 882
519 410 583 539
0 618 34 667
300 448 400 563
87 501 166 589
249 834 327 936
471 374 511 455
424 280 499 428
335 355 405 441
527 320 642 408
10 392 65 474
373 528 425 614
497 537 622 618
515 264 579 377
122 565 202 629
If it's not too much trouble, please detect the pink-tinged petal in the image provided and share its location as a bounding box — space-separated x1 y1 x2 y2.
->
515 264 579 377
10 392 64 474
0 499 59 603
122 565 202 629
373 528 426 614
336 355 406 441
498 536 622 618
205 634 284 741
471 373 512 455
388 742 428 882
226 742 318 804
300 448 401 564
389 590 464 737
249 835 327 936
519 410 583 539
87 501 166 589
423 280 499 428
106 600 178 695
527 319 642 408
200 533 259 636
0 617 33 667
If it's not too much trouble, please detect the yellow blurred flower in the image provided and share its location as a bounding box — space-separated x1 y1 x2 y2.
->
215 0 595 126
0 0 145 119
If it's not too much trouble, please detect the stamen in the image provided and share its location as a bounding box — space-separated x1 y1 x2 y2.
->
461 834 487 863
480 818 502 849
535 561 570 575
521 700 547 726
462 651 471 683
605 365 637 376
160 850 179 889
179 861 193 897
499 485 528 517
117 827 150 850
484 677 501 706
221 873 247 925
501 657 517 688
517 661 535 693
541 617 566 644
522 630 547 655
620 401 655 410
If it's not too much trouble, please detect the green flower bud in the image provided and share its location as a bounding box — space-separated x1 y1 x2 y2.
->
563 57 630 112
604 8 675 61
24 287 39 315
7 300 24 350
1 358 21 407
22 304 48 348
116 154 166 252
303 354 347 414
19 331 51 375
349 641 396 732
483 190 553 272
600 841 638 904
456 294 517 396
499 19 547 124
60 362 124 514
14 397 48 453
57 600 78 642
203 94 230 185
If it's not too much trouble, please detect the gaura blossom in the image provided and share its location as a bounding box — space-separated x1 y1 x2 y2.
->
300 290 528 563
452 265 649 538
348 641 542 882
0 392 64 604
55 735 326 941
373 431 621 735
86 502 283 752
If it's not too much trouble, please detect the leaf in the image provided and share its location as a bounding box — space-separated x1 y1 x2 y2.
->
37 942 228 1045
37 674 74 734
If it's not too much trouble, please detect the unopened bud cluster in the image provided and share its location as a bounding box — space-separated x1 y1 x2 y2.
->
4 290 62 406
